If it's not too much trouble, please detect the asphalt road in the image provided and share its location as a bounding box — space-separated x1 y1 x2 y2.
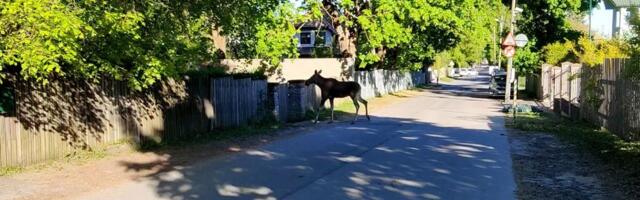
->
77 75 516 200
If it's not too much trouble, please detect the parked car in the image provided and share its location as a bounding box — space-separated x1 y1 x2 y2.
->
449 68 461 77
489 72 507 97
459 68 478 77
459 68 470 76
467 69 479 76
488 66 500 76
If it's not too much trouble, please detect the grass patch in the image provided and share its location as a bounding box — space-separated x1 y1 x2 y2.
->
439 76 455 83
0 141 127 177
508 113 640 188
0 166 24 176
304 100 355 122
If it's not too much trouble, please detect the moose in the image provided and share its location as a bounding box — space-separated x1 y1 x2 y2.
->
305 70 370 124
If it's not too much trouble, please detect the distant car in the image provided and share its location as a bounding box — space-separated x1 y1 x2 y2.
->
458 68 478 77
459 68 469 76
488 66 501 76
449 68 461 77
489 72 507 97
467 69 479 76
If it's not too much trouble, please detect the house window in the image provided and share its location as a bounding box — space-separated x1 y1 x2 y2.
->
300 32 312 45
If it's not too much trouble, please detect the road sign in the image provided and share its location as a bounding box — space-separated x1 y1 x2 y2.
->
503 46 515 57
501 32 516 47
515 34 528 47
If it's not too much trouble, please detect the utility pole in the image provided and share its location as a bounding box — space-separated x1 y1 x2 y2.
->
504 0 517 102
497 17 503 71
589 0 593 40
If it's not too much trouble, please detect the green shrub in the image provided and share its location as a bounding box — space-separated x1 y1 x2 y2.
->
543 37 628 67
542 40 576 65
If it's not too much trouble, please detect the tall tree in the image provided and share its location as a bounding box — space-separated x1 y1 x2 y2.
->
507 0 593 49
0 0 298 89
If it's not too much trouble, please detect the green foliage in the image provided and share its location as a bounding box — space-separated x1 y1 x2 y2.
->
0 85 14 115
574 37 628 67
1 0 573 88
627 7 640 79
513 42 541 76
542 41 576 66
515 0 587 49
432 52 452 70
313 0 502 70
254 3 301 70
0 0 92 84
0 0 298 90
542 37 628 67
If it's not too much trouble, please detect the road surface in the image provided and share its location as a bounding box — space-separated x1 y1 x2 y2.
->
77 75 516 200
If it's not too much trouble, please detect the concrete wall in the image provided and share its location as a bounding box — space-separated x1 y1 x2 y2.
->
220 58 355 83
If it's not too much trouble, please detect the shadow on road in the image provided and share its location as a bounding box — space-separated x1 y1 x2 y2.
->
117 112 511 200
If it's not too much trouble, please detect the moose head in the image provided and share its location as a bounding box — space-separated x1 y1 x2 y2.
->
305 70 323 86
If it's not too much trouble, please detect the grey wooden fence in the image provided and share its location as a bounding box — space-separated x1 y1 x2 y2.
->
269 69 426 122
210 78 268 128
580 59 640 140
539 59 640 141
355 70 425 99
1 69 425 167
0 77 268 167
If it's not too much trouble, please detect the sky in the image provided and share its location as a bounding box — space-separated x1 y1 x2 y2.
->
585 1 615 38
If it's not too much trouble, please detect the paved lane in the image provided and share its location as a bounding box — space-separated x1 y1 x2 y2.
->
77 75 516 200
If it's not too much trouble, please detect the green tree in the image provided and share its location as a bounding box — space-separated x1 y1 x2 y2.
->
513 42 541 76
0 0 299 89
510 0 593 49
312 0 502 69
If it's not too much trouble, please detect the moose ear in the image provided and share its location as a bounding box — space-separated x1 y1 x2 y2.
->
314 70 318 74
317 70 322 74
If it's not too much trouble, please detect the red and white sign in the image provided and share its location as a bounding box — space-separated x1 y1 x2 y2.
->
501 32 516 47
503 46 515 58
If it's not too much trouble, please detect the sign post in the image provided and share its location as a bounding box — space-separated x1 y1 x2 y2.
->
501 31 516 103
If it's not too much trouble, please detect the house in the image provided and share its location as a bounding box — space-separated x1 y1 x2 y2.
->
295 19 338 57
211 17 352 59
604 0 640 38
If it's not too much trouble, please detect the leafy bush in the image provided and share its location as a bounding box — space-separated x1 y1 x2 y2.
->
514 42 541 76
542 41 576 65
626 7 640 79
542 37 628 67
575 37 628 67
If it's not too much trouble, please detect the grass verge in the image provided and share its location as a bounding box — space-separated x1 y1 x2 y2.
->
438 76 455 83
0 141 123 176
507 112 640 190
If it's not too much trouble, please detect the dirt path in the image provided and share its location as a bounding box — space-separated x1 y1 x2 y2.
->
0 89 426 200
507 130 626 200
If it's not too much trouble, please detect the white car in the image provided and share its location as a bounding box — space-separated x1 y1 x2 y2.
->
459 68 478 77
468 69 479 76
459 68 470 76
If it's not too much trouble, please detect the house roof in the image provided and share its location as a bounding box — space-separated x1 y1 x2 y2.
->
296 17 337 34
604 0 640 9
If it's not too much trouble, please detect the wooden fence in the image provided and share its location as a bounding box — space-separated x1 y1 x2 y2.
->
267 70 425 124
539 59 640 141
355 70 425 99
0 77 268 167
1 69 425 167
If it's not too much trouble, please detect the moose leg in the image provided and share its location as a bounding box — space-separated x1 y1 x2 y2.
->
351 95 360 124
329 98 335 123
315 97 328 123
358 94 370 121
